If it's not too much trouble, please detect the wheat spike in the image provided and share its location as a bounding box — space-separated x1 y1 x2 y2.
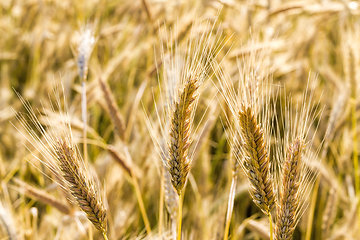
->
13 88 108 239
15 179 73 216
99 78 126 140
54 138 107 234
238 103 275 215
76 24 95 82
167 76 198 195
275 137 304 240
107 144 133 177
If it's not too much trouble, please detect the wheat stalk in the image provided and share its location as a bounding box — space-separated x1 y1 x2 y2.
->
164 166 179 240
107 144 133 177
223 154 239 240
322 187 338 239
0 201 18 240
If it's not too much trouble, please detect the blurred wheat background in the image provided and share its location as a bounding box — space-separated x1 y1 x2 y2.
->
1 0 360 239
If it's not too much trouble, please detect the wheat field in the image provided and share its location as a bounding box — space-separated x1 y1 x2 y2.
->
1 0 360 239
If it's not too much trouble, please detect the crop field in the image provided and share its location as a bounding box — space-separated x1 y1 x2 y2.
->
1 0 360 239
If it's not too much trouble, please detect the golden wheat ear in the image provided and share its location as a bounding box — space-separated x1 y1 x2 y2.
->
167 76 198 195
238 103 275 215
144 17 227 240
55 138 108 234
275 137 304 240
273 75 323 240
216 37 276 212
13 86 108 239
145 18 226 193
214 36 277 239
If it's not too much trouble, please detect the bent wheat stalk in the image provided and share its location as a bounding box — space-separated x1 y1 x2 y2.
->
14 178 73 215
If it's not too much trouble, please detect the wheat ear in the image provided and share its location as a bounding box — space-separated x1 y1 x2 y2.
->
168 76 198 240
107 145 133 177
99 78 126 141
14 179 73 215
55 138 108 237
14 89 108 239
275 137 304 240
167 76 198 195
238 103 275 215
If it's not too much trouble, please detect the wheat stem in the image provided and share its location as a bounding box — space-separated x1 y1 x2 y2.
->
177 191 183 240
223 172 237 240
172 218 177 240
102 232 109 240
159 169 164 236
82 80 88 165
89 225 93 240
131 166 151 234
351 99 359 195
268 213 273 240
305 176 320 240
123 145 151 234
